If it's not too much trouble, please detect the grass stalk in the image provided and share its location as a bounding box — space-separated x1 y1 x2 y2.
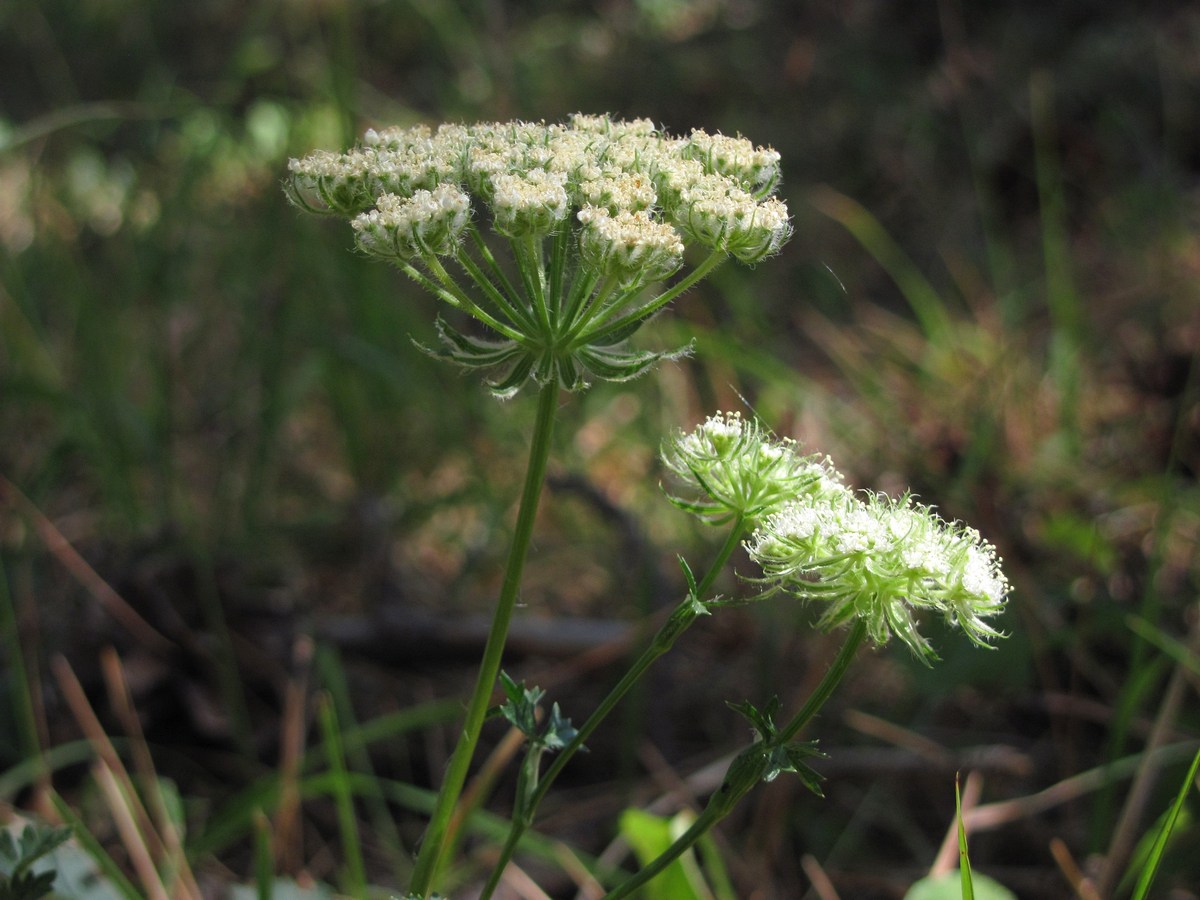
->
317 692 368 898
0 554 43 770
1128 745 1200 900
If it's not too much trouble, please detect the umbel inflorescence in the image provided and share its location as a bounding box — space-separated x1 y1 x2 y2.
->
663 412 1010 659
285 114 792 397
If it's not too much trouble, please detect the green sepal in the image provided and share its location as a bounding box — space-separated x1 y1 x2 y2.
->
498 671 544 739
727 698 826 794
540 702 579 751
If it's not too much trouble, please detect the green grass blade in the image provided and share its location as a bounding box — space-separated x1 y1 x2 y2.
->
0 555 44 770
253 810 274 900
315 645 410 881
316 693 367 898
1128 746 1200 900
956 773 974 900
807 185 954 343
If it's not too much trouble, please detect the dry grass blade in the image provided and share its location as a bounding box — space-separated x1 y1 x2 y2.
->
52 655 202 899
1048 837 1101 900
99 647 203 898
554 841 606 900
275 635 314 873
92 760 170 900
0 474 175 656
801 853 842 900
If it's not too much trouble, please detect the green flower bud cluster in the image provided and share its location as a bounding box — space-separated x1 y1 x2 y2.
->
285 114 792 396
661 411 845 526
747 489 1009 658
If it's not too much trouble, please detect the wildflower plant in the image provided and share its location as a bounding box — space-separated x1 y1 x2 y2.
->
284 117 1009 899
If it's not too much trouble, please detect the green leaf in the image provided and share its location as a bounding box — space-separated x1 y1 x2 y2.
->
618 809 713 900
2 817 126 900
497 672 544 739
540 703 579 752
0 869 57 900
0 824 70 879
903 872 1016 900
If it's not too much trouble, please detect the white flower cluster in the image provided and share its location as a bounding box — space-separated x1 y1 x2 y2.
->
286 113 791 273
661 410 1009 657
352 185 471 260
577 207 685 285
682 130 782 196
661 411 845 526
748 489 1009 658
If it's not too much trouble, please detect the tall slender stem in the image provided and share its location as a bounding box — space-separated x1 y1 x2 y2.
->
408 380 560 897
479 517 749 899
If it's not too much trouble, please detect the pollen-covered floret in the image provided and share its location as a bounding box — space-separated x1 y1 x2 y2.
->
675 176 792 263
683 129 782 198
285 149 375 216
575 172 658 213
490 169 570 237
577 207 684 285
747 491 1010 658
352 185 471 260
662 412 846 526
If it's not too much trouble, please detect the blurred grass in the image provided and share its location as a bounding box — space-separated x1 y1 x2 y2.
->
2 1 1200 897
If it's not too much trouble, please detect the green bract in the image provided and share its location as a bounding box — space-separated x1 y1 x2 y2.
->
285 114 792 397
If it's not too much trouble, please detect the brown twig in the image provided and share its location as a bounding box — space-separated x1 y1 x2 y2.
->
274 635 314 873
801 853 842 900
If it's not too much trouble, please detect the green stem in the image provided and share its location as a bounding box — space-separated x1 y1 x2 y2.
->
603 619 868 900
479 516 749 899
778 618 867 743
420 254 527 342
574 250 726 347
603 806 724 900
454 245 538 336
513 234 552 338
408 380 561 897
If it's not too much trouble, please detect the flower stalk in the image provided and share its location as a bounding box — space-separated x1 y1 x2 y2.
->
407 380 559 896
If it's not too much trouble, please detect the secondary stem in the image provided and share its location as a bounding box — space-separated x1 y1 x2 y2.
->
602 619 868 900
479 516 749 899
407 380 560 897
